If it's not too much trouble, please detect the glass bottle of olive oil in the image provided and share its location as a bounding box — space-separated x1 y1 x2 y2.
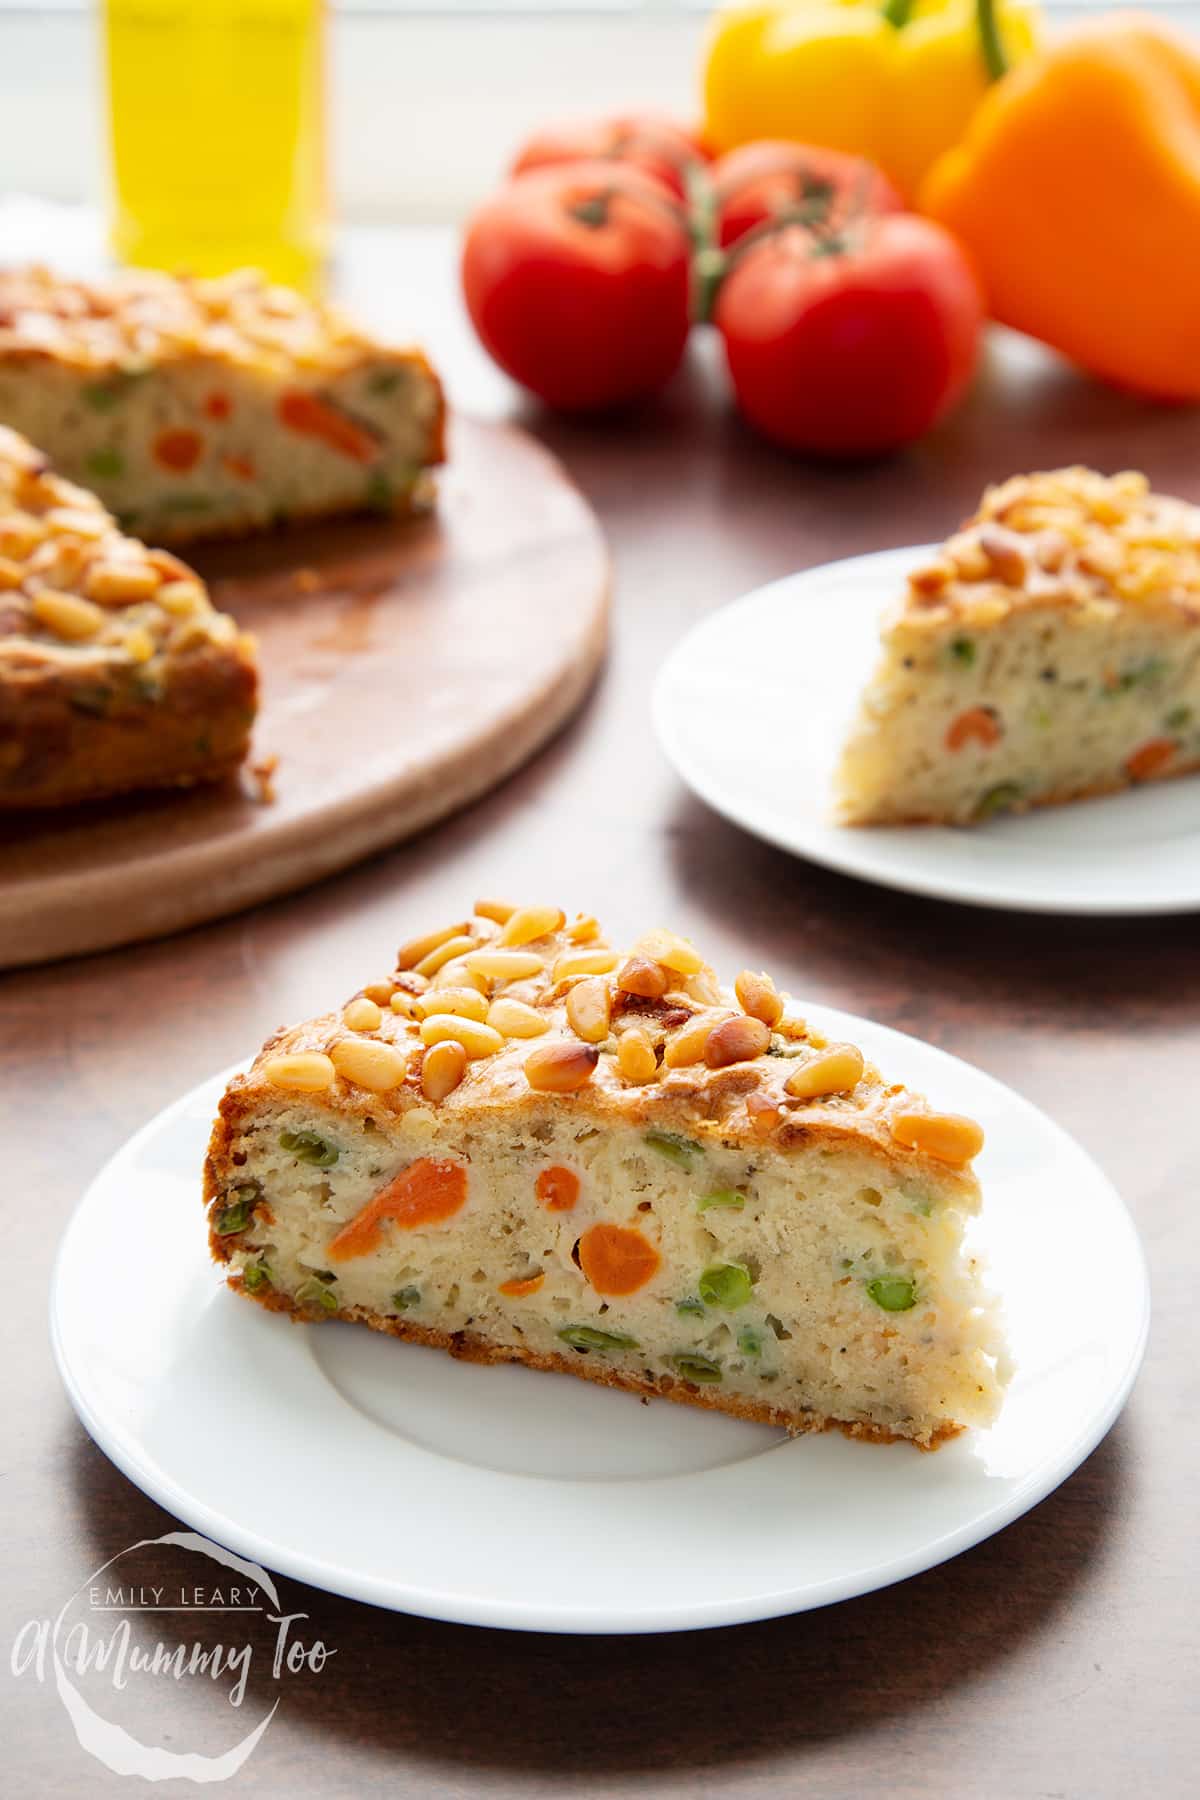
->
103 0 328 293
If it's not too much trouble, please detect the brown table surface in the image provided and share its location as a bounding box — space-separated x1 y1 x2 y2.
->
4 230 1195 1798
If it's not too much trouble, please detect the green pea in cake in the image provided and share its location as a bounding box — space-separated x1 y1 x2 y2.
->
0 265 444 544
836 468 1200 825
204 902 1007 1449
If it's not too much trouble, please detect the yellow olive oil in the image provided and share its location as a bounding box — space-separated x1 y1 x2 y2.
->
104 0 328 292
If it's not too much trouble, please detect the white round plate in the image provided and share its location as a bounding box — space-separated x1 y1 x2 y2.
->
52 1015 1148 1635
653 546 1200 914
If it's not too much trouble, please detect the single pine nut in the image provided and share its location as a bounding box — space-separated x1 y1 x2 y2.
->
420 1014 505 1058
890 1109 984 1167
523 1039 599 1093
553 948 618 980
124 626 155 662
422 1039 467 1100
156 579 207 616
389 990 417 1019
362 980 396 1006
414 934 477 978
785 1044 865 1100
776 1013 809 1042
46 506 108 541
566 913 600 943
705 1015 771 1068
431 958 489 993
30 589 103 640
565 975 612 1043
499 904 566 948
330 1037 407 1092
617 1027 657 1084
262 1051 336 1092
487 997 550 1038
85 561 161 605
474 897 515 924
634 929 704 975
412 986 488 1023
0 556 25 589
735 969 783 1028
342 996 382 1032
0 513 43 558
397 921 471 970
979 527 1027 587
464 948 544 981
617 957 669 1000
663 1011 728 1068
745 1092 781 1138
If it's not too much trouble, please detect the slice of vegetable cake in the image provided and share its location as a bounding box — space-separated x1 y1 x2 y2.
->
0 265 444 544
0 424 256 807
836 467 1200 825
204 901 1006 1449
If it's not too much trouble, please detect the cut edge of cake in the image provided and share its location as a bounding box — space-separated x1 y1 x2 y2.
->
203 902 1009 1451
836 467 1200 827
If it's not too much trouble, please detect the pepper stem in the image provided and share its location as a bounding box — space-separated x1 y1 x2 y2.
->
976 0 1009 81
881 0 915 26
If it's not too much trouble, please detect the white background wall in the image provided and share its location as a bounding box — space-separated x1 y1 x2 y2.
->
0 5 705 223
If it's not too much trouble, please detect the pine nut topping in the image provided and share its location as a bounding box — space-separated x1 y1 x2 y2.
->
412 987 488 1023
124 626 156 663
498 905 566 948
431 958 489 993
342 996 383 1032
784 1045 865 1100
156 579 207 616
420 1014 505 1059
616 1027 657 1084
0 555 23 589
633 929 705 975
396 922 471 971
362 980 397 1006
663 1011 728 1068
565 975 612 1043
422 1039 467 1101
566 913 601 943
330 1037 407 1092
474 898 515 924
617 957 669 1000
262 1051 336 1092
464 949 544 981
486 997 550 1038
85 562 161 605
414 934 477 978
704 1015 771 1068
389 990 418 1019
30 589 103 640
735 969 783 1028
523 1039 599 1093
890 1109 984 1167
553 948 619 980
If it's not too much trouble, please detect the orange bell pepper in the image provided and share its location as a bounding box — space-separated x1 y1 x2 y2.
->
922 12 1200 399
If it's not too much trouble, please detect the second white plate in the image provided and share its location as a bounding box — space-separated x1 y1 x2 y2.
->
653 547 1200 914
51 1010 1148 1634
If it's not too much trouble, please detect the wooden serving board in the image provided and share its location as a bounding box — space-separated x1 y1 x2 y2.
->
0 417 609 969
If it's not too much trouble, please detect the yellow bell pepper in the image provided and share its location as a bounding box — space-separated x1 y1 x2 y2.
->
701 0 1042 202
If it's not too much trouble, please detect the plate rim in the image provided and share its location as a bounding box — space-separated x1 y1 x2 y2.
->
652 545 1200 918
50 1039 1151 1635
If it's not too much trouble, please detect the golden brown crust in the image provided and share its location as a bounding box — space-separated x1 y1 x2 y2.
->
224 1270 957 1451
